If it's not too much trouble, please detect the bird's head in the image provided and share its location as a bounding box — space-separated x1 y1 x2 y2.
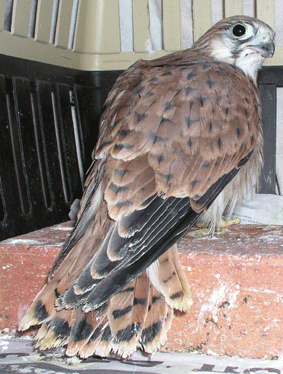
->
193 16 275 81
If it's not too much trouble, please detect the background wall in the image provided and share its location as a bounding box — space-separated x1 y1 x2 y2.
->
0 0 282 71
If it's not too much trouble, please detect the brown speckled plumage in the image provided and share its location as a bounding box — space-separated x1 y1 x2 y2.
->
19 16 275 358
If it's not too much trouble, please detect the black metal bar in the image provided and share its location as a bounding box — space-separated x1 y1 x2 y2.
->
258 83 277 194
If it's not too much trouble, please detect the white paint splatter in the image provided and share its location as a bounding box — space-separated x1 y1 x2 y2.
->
51 226 73 231
197 281 239 325
4 239 39 245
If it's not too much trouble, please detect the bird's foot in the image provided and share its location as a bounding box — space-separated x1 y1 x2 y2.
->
219 216 241 228
188 216 241 238
214 217 241 235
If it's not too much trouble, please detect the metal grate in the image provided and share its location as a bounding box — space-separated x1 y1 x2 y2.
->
0 54 118 240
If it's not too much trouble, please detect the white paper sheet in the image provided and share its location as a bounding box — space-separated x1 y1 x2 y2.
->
232 194 283 225
1 335 283 374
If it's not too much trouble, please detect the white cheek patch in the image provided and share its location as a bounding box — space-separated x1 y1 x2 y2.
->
210 39 234 64
235 50 264 82
209 37 265 82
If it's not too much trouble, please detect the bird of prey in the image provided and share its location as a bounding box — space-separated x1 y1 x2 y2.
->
19 16 275 358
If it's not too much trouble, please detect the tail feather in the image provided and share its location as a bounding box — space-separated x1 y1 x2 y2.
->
19 246 192 358
107 272 150 357
84 321 113 358
139 283 173 354
19 223 110 332
147 244 192 312
19 284 57 331
66 307 109 357
35 308 77 350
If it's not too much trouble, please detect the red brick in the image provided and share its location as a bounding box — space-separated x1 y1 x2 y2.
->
1 222 283 359
167 225 283 358
0 221 74 330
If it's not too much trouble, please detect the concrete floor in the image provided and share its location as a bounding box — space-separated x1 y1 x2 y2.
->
1 332 283 374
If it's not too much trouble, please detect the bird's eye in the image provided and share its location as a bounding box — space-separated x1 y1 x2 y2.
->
232 24 246 37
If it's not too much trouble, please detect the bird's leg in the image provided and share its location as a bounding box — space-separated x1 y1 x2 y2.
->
188 216 241 238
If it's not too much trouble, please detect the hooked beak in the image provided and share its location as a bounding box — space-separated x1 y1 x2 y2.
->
251 40 275 58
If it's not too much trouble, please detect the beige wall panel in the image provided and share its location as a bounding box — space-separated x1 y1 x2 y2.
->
93 50 167 71
133 0 150 52
0 0 6 31
193 0 212 42
256 0 275 29
35 1 54 44
224 0 242 17
74 0 120 54
12 0 32 37
55 1 73 49
0 31 81 68
163 0 181 51
0 0 280 71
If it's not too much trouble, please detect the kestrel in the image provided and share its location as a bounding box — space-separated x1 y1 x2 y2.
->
19 16 275 358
